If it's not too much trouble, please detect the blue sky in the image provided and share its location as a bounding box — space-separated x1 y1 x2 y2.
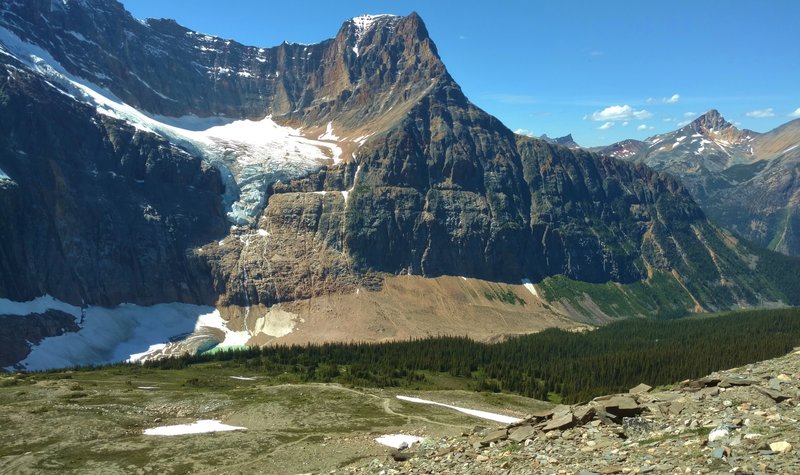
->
121 0 800 147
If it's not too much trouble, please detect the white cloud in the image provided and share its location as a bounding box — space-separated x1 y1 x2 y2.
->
514 128 536 137
683 111 697 118
745 108 775 118
663 94 680 104
677 120 690 127
622 121 629 126
597 122 614 130
637 124 654 131
590 105 653 122
789 107 800 118
663 118 673 122
459 35 467 40
646 97 655 104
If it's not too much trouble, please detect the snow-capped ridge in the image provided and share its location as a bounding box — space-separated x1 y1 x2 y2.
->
350 14 398 56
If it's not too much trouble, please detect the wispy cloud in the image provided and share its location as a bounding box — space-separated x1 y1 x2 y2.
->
514 128 536 137
597 122 614 130
663 94 680 104
590 105 652 122
745 108 775 118
637 124 654 131
677 120 690 127
459 35 467 40
789 107 800 118
589 50 603 57
683 111 697 118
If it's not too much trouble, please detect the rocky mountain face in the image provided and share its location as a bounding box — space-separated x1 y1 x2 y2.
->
0 50 227 306
600 111 800 256
1 0 799 368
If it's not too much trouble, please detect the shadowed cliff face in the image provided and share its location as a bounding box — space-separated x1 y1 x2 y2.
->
0 53 228 305
0 0 797 315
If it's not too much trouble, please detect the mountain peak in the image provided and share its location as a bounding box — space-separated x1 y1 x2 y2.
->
691 109 734 132
342 12 432 58
351 14 399 30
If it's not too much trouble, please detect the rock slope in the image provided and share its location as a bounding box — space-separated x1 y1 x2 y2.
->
341 348 800 474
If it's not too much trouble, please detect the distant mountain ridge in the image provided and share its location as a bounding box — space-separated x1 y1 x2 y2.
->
599 110 800 256
539 133 581 149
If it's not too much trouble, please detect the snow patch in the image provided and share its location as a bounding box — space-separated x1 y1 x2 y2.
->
353 134 372 146
375 434 425 449
396 395 522 425
318 121 339 141
128 344 167 362
342 165 361 204
350 14 396 57
521 279 539 299
230 376 256 381
64 30 97 46
196 310 251 347
17 301 221 371
144 420 246 436
782 144 799 154
0 295 81 318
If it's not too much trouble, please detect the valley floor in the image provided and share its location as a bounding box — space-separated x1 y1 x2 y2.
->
0 366 545 474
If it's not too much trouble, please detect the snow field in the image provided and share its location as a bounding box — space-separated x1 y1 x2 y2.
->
143 420 246 436
396 395 523 425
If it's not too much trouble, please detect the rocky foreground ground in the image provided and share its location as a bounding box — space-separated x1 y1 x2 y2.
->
339 349 800 474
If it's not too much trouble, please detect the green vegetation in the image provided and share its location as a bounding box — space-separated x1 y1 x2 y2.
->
537 271 694 320
123 308 800 404
748 237 800 306
483 283 526 305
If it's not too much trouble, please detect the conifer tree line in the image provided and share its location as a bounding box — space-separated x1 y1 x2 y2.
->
149 308 800 403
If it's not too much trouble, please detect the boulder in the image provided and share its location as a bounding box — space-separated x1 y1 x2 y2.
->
508 425 539 443
769 441 793 453
572 405 596 424
479 429 508 446
756 386 791 403
543 413 575 432
629 383 652 395
600 396 642 418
